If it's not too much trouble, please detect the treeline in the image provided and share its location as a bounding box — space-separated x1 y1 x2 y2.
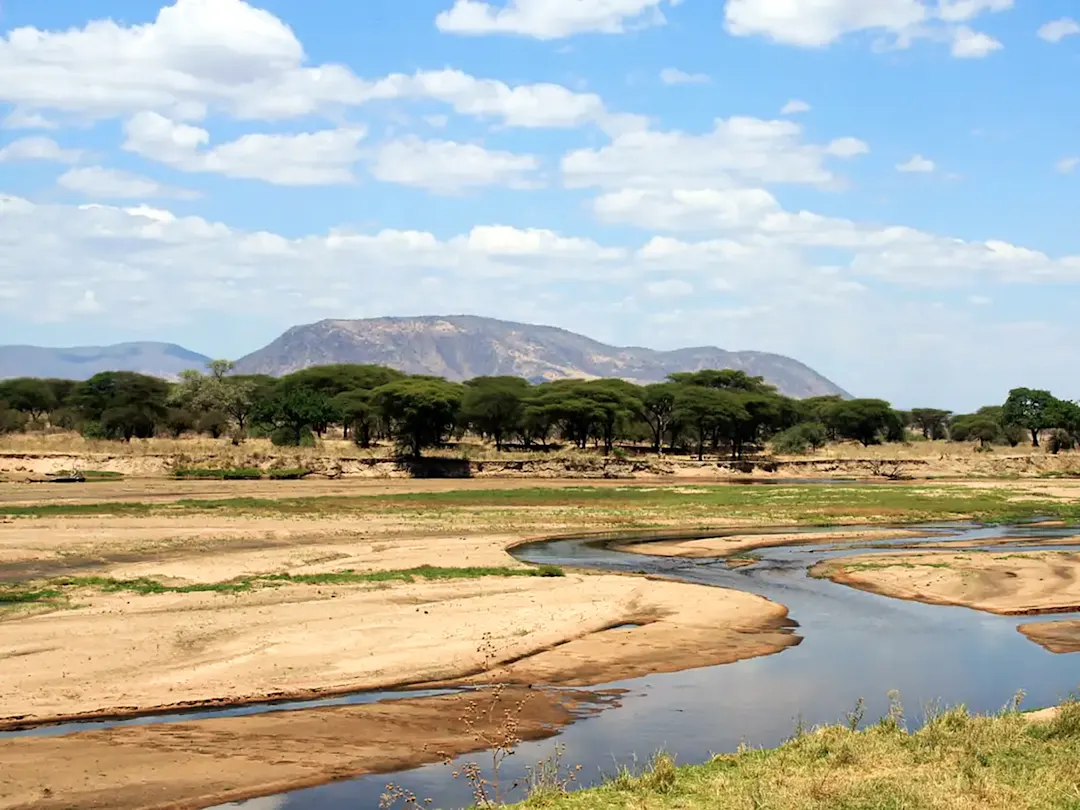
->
0 364 1077 458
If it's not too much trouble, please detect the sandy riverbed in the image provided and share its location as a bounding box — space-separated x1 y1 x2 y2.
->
810 550 1080 615
616 528 931 559
0 687 600 810
1017 619 1080 653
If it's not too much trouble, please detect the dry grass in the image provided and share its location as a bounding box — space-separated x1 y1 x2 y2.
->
514 700 1080 810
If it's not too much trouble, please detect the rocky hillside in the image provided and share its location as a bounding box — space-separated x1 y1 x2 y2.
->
233 316 848 398
0 342 210 381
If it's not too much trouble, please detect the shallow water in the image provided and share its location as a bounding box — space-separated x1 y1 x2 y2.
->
202 522 1080 809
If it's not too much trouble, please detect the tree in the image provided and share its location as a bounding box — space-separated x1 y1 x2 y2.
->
254 384 337 446
910 408 952 440
0 378 57 421
332 389 377 447
580 379 643 454
771 422 828 455
673 386 741 460
827 399 897 446
529 381 604 450
668 369 774 393
1047 399 1080 446
70 371 169 440
1002 388 1058 447
642 383 678 455
372 378 464 458
966 416 1003 448
460 377 529 451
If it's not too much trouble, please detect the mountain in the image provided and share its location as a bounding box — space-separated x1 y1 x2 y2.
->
0 342 211 381
233 316 848 398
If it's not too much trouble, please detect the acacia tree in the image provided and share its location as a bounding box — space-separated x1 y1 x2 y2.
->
1002 387 1058 447
372 378 463 458
254 383 337 446
460 376 529 451
673 386 740 460
826 399 897 447
70 371 170 440
910 408 952 440
0 378 57 422
642 383 678 455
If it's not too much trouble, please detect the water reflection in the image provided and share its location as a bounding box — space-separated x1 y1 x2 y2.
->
223 523 1080 810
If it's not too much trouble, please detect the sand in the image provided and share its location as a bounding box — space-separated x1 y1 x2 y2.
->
1017 619 1080 654
812 551 1080 615
0 687 594 810
617 528 930 559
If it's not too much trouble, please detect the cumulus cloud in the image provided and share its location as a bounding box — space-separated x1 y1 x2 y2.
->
1038 18 1080 43
781 99 811 115
435 0 679 39
660 68 710 85
0 1 633 132
723 0 1010 55
1056 157 1080 175
370 137 542 193
896 154 936 173
58 166 200 200
1 109 58 130
122 112 366 185
563 116 868 190
0 136 82 163
951 26 1002 57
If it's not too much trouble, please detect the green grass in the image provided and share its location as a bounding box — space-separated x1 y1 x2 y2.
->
0 564 565 604
511 700 1080 810
3 484 1079 527
173 467 264 480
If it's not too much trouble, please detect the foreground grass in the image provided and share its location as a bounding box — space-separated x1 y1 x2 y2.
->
515 700 1080 810
0 564 564 605
4 484 1080 528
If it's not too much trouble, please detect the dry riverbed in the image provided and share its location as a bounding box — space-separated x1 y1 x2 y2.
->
810 550 1080 615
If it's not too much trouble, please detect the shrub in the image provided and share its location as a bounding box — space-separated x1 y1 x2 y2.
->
268 468 310 480
772 422 828 455
270 426 316 447
1048 429 1075 455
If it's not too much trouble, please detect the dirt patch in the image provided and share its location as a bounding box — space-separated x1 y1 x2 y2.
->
617 529 930 559
0 687 599 810
0 573 794 727
1018 619 1080 654
812 551 1080 615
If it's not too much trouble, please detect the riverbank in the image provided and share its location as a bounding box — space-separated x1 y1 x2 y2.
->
0 687 603 810
809 550 1080 616
503 701 1080 810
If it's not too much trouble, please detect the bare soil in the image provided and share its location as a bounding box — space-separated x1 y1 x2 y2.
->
0 687 597 810
1017 619 1080 654
811 551 1080 615
616 529 931 559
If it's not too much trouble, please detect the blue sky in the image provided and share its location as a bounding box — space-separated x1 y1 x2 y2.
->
1 0 1079 410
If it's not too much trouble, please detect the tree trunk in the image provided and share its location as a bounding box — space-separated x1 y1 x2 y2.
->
1031 429 1040 448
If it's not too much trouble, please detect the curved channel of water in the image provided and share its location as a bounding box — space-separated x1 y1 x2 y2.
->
206 523 1080 809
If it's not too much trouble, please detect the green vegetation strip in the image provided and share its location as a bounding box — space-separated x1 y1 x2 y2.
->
0 564 564 605
3 484 1080 526
513 701 1080 810
172 467 310 480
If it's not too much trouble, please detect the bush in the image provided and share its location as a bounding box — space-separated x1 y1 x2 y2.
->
1048 429 1075 455
267 468 310 480
174 468 263 480
772 422 828 455
0 406 27 434
270 426 316 447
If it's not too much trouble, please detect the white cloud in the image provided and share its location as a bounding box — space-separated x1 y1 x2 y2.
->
0 1 631 132
1056 157 1080 175
1 109 58 130
0 136 82 163
593 188 781 230
896 154 936 173
781 99 811 115
645 279 694 297
723 0 1010 55
371 137 542 193
123 112 366 186
660 68 710 85
563 116 868 190
951 26 1002 57
435 0 679 39
58 166 200 200
1038 18 1080 43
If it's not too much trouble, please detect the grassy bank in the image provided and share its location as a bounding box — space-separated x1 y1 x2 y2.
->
0 564 564 606
512 700 1080 810
4 483 1080 527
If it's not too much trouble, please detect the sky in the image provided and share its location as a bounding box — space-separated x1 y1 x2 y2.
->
1 0 1079 411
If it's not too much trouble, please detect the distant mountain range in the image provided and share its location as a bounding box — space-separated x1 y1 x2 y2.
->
231 316 848 398
0 342 210 382
0 316 848 398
